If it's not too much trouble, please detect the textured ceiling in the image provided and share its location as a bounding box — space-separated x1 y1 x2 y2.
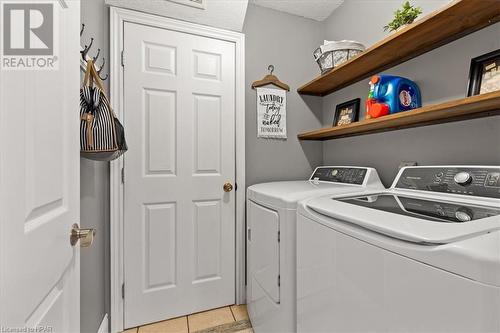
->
250 0 344 21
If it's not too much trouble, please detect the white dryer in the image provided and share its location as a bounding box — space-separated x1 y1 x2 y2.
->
297 166 500 333
246 166 384 333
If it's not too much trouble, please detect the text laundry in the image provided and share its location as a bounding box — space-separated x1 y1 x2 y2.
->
259 94 284 104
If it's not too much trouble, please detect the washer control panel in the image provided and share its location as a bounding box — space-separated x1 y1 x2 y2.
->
395 167 500 199
310 167 367 185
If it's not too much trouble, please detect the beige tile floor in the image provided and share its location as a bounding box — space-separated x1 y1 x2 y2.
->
123 305 252 333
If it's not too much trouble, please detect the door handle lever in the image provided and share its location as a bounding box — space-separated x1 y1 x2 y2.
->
70 223 96 247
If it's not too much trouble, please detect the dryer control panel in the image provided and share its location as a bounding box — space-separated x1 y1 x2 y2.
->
395 167 500 199
310 167 367 185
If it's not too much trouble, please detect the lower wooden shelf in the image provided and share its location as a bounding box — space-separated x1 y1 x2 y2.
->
298 91 500 140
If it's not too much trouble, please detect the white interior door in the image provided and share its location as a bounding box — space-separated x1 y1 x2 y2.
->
0 1 80 332
123 22 236 328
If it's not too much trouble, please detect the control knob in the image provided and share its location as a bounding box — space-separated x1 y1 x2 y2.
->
454 172 472 186
455 208 473 222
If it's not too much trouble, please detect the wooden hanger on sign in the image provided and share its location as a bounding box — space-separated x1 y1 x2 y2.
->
252 65 290 91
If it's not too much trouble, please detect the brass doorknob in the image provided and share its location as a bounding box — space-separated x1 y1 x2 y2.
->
70 223 96 247
223 182 233 192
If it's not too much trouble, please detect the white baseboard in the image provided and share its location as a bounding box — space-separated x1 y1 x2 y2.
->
97 313 109 333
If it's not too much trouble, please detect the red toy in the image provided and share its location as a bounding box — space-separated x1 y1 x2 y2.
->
366 76 389 119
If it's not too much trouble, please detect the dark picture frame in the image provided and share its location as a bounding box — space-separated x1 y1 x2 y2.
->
467 49 500 96
333 98 360 126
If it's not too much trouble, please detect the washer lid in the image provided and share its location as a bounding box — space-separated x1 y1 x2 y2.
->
247 181 367 209
247 167 384 209
307 194 500 244
340 194 500 223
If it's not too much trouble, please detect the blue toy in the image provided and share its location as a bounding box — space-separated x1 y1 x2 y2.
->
366 75 421 119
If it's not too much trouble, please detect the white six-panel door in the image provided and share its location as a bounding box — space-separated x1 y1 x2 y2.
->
0 1 80 332
123 22 236 328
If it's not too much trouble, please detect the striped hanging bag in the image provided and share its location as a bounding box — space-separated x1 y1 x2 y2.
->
80 60 127 161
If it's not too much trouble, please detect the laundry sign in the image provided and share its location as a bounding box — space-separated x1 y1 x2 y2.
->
256 87 287 139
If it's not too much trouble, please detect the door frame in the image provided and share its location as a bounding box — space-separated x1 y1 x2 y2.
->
109 7 246 333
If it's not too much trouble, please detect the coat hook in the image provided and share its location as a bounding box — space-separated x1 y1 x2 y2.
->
98 57 105 72
93 48 101 62
80 23 85 37
97 58 108 81
268 65 274 75
80 37 94 62
98 72 109 81
97 58 109 81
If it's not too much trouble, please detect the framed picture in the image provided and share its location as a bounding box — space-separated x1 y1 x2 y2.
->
467 49 500 96
333 98 360 126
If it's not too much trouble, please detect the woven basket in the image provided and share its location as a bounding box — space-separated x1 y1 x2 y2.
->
314 40 365 74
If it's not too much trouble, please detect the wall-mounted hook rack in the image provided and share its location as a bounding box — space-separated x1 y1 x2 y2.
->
80 23 108 81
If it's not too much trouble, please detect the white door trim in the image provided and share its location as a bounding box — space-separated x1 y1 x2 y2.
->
109 7 246 333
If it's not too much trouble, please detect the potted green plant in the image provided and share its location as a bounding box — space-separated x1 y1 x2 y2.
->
384 1 422 32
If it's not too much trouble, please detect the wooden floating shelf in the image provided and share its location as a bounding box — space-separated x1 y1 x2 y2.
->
298 0 500 96
298 91 500 140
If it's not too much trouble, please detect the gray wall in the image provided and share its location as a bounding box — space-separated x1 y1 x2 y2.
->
322 1 500 186
243 4 324 186
324 0 447 47
80 1 110 332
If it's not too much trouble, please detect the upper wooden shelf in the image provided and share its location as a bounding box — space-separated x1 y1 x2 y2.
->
298 91 500 140
297 0 500 96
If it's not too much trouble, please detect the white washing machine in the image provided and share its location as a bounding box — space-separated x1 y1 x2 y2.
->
246 166 384 333
297 166 500 332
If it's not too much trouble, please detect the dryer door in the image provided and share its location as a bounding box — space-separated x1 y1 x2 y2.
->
248 200 280 303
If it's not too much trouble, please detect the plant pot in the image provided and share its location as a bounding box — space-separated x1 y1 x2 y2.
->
395 24 409 32
390 17 422 34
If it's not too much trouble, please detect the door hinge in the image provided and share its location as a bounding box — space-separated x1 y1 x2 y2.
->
121 50 125 67
278 231 280 243
278 275 281 287
122 283 125 299
121 167 125 184
247 228 251 241
235 182 238 191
